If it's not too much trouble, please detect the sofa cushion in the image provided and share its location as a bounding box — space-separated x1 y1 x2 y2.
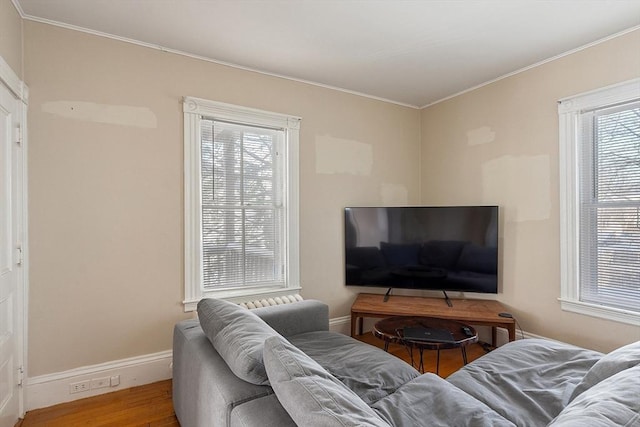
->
569 340 640 402
197 298 278 385
230 393 297 427
447 338 602 426
549 365 640 427
263 335 390 427
372 373 516 427
289 330 420 405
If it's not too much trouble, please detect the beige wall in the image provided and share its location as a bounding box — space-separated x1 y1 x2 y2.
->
24 21 421 376
0 0 22 77
420 29 640 353
22 14 640 376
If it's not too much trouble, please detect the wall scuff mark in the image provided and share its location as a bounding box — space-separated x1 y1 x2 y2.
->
467 126 496 146
315 135 373 175
42 101 158 129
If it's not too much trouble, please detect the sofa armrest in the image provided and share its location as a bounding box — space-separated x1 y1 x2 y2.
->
172 319 272 427
253 300 329 337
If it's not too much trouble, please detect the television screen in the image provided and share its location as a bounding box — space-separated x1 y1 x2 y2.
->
345 206 499 294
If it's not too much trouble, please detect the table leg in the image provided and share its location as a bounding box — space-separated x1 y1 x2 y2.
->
383 341 389 352
418 348 424 373
350 314 356 337
409 347 415 369
461 346 468 365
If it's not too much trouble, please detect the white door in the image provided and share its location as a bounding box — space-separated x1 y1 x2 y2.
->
0 79 24 427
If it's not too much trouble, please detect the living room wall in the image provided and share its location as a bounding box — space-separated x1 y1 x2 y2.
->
0 0 22 78
23 21 421 377
20 11 640 380
420 29 640 353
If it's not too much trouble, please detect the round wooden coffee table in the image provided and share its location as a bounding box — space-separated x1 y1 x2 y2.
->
373 316 478 374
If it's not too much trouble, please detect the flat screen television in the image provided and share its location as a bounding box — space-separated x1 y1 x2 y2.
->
345 206 499 296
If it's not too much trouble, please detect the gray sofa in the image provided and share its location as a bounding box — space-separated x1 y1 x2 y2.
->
173 298 640 427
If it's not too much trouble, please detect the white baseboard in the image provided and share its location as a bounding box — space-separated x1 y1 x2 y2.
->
26 350 172 411
329 315 351 335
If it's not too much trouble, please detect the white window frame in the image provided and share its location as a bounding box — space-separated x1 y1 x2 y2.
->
558 78 640 326
183 97 301 311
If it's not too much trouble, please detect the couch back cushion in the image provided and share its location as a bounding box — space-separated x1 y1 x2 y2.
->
289 331 420 405
447 338 602 426
550 364 640 426
569 340 640 402
372 373 515 427
263 335 390 427
197 298 278 385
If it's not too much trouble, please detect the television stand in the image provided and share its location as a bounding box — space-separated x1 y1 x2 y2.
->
384 289 453 306
351 293 516 346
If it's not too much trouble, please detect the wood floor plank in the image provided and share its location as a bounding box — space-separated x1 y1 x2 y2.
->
19 380 179 427
18 334 490 426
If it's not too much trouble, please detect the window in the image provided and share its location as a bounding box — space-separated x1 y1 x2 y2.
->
183 97 300 310
559 79 640 324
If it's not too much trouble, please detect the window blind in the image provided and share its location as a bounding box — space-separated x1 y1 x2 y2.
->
579 101 640 311
200 118 285 290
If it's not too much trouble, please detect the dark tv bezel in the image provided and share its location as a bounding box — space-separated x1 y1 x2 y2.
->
344 205 499 294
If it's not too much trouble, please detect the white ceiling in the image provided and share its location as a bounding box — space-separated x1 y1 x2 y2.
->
15 0 640 108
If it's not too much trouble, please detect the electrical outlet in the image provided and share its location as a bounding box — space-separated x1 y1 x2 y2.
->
110 375 120 387
91 377 110 389
69 380 90 394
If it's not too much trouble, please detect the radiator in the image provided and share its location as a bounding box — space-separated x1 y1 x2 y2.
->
240 294 303 309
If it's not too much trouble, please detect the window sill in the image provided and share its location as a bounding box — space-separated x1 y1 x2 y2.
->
559 298 640 326
183 286 303 312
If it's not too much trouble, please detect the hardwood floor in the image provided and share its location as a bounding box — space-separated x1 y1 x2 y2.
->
18 380 179 427
356 332 489 378
17 333 489 426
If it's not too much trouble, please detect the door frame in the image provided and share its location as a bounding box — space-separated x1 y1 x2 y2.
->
0 54 28 420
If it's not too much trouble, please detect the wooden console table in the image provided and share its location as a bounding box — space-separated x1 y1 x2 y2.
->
351 293 516 345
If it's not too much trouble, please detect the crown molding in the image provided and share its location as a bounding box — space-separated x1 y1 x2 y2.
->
20 13 420 109
421 25 640 109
